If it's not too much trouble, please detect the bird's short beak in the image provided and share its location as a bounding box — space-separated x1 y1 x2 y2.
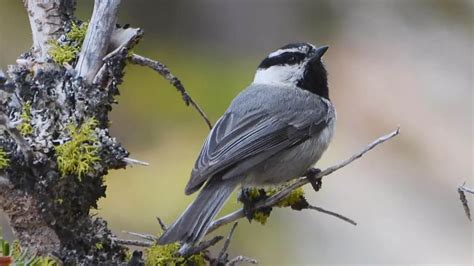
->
314 45 329 58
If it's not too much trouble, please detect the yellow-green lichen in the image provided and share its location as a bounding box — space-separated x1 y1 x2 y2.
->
145 243 206 266
242 186 306 225
124 249 133 263
17 101 33 136
67 22 89 41
273 187 306 208
0 148 9 170
55 118 100 179
95 242 104 250
246 187 262 200
252 211 270 225
49 22 88 65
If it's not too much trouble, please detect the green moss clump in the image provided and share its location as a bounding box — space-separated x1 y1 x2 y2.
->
55 118 100 179
49 22 88 65
253 211 270 225
246 187 262 200
95 242 104 250
17 101 33 136
68 22 89 41
272 187 306 208
124 250 133 263
145 243 206 266
0 148 9 170
241 186 308 225
48 42 78 65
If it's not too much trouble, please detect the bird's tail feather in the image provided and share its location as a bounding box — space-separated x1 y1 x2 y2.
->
158 178 238 246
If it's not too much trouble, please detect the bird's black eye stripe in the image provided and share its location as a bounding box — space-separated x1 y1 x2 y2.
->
258 52 306 69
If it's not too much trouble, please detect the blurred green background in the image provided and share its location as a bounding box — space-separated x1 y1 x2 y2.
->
1 0 472 264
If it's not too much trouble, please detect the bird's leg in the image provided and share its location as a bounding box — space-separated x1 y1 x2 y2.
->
238 188 258 221
305 168 323 192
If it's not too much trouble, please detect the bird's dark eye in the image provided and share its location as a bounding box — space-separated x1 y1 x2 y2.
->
289 56 297 63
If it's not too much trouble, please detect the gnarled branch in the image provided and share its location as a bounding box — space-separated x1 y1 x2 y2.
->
23 0 76 64
75 0 121 83
458 182 473 221
128 53 213 130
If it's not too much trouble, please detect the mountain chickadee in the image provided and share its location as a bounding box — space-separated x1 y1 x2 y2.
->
158 42 336 251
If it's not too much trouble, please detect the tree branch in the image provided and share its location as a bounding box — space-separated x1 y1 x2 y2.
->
156 216 168 231
0 189 61 254
0 113 34 163
23 0 76 64
207 127 400 234
307 204 357 226
110 238 153 247
228 256 258 266
93 26 144 85
458 182 473 221
122 231 158 242
75 0 121 83
183 236 223 257
128 53 213 130
216 222 238 263
122 157 149 166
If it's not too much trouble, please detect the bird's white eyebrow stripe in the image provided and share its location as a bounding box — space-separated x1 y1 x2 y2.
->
269 48 302 58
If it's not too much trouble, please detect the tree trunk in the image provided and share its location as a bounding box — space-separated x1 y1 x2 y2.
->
0 0 141 263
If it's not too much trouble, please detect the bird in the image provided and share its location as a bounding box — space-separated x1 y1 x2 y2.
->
158 42 336 252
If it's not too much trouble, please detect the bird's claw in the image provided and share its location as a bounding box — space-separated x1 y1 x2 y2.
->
306 168 323 192
238 188 256 222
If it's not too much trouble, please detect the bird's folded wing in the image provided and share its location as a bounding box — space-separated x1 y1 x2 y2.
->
184 103 329 195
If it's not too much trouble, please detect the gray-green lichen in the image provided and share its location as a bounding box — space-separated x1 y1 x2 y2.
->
0 19 130 264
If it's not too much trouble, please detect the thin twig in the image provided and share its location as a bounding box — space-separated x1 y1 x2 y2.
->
93 27 143 84
307 205 357 226
128 53 213 130
459 184 474 194
228 255 258 266
122 230 158 242
458 182 472 221
217 223 239 263
122 157 149 166
0 113 34 163
110 237 153 247
207 127 400 234
182 235 223 257
156 216 168 231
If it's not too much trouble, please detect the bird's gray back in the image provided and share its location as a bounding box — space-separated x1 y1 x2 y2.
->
228 83 330 128
185 83 335 194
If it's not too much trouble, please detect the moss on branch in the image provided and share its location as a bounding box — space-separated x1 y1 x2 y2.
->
243 186 309 225
48 22 88 65
55 118 100 179
145 243 206 266
0 148 9 169
17 101 33 136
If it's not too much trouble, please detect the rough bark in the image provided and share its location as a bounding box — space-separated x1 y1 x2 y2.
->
24 0 77 66
75 0 121 83
0 180 61 255
0 0 136 263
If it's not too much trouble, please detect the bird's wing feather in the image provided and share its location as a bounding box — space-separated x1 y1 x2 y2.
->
185 84 332 194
